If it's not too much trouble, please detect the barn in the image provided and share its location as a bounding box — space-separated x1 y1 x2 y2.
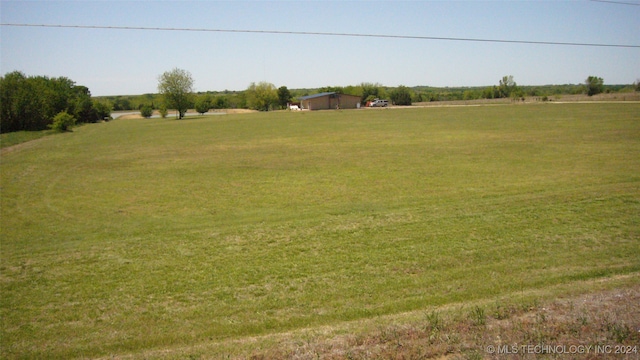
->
298 92 362 110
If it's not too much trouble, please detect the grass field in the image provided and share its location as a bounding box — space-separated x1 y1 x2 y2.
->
0 129 54 149
1 104 639 358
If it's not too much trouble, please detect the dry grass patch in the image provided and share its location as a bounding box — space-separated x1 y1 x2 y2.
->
244 281 640 359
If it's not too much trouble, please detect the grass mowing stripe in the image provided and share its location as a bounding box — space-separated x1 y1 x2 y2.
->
0 129 53 149
1 104 639 358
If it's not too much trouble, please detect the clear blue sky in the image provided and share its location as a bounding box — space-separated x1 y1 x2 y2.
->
1 0 639 96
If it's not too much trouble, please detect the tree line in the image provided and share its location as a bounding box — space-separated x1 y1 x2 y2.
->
150 70 639 118
98 81 640 115
0 71 111 133
3 68 638 132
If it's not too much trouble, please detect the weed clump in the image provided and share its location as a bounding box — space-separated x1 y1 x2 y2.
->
469 306 486 326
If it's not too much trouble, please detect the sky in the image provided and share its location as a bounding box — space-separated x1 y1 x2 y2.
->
1 0 639 96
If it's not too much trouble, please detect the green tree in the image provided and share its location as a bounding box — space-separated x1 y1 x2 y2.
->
585 76 604 96
45 77 76 119
343 85 359 96
364 94 378 103
158 105 168 118
1 71 102 132
498 75 518 98
1 71 30 132
229 92 247 109
360 82 383 104
318 86 345 94
481 86 499 99
140 104 153 118
157 68 194 119
71 85 97 123
195 95 211 114
389 85 412 105
93 100 112 121
49 111 76 132
463 89 482 100
213 96 230 109
112 97 132 111
246 82 278 111
277 86 292 109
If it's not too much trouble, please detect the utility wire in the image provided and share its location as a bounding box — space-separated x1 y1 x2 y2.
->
588 0 640 6
2 23 639 48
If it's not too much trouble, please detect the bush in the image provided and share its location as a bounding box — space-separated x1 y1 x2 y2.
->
390 85 413 105
49 111 76 132
140 104 153 118
195 97 211 115
93 100 112 121
158 105 168 119
585 76 604 96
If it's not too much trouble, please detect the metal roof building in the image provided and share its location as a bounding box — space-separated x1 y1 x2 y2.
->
299 92 361 110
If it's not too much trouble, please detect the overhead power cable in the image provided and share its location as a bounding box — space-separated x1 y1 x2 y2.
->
2 23 639 48
588 0 640 6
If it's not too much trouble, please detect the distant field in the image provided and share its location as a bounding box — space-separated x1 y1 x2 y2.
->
1 104 639 358
412 91 640 107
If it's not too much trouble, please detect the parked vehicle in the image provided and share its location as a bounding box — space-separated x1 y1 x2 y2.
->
369 99 389 107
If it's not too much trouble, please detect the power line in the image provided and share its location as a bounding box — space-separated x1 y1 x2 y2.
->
2 23 639 48
588 0 640 6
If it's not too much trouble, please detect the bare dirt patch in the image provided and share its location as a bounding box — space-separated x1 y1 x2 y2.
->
117 114 144 120
223 109 258 114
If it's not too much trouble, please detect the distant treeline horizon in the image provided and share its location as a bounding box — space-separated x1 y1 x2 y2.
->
97 82 638 111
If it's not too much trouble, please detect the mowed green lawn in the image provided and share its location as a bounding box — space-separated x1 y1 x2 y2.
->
1 104 639 358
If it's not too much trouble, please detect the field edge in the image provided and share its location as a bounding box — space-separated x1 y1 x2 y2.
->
99 272 640 359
